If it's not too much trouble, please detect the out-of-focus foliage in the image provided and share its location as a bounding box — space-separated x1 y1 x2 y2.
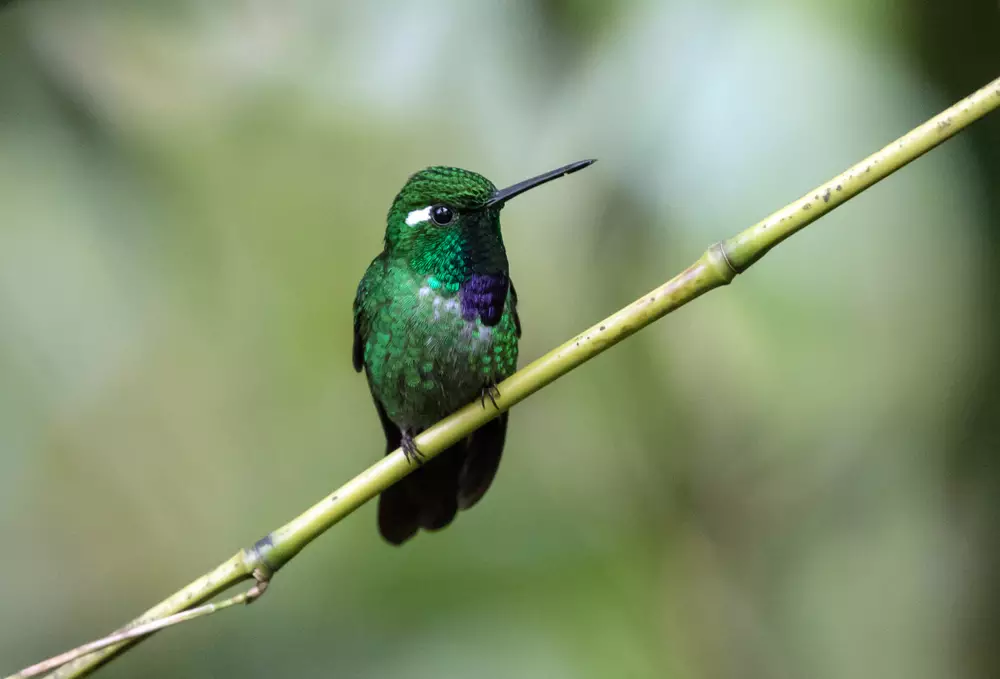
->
1 2 998 678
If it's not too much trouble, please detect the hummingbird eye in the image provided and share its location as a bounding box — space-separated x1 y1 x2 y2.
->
430 205 454 226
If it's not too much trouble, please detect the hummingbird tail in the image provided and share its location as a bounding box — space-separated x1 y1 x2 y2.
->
378 441 463 544
377 484 421 545
372 402 421 545
375 410 510 545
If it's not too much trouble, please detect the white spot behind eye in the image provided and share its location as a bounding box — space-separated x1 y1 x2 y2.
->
405 206 432 226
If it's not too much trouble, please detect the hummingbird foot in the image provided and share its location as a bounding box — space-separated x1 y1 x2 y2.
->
480 382 501 410
400 430 425 465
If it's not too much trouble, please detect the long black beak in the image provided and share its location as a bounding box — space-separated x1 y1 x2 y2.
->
485 159 596 208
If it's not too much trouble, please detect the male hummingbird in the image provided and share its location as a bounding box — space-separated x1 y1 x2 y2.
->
352 159 595 545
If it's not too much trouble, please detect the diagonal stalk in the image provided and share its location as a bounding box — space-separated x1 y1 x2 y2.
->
8 74 999 679
13 576 268 679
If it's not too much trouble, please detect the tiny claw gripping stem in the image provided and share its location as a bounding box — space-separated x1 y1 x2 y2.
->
480 383 501 410
401 431 425 465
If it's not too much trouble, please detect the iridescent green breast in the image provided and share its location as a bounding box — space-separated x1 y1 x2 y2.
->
358 260 519 429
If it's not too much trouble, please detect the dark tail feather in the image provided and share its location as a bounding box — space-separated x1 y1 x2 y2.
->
378 444 462 542
372 399 421 545
458 412 508 510
378 484 420 545
374 403 509 545
412 447 463 531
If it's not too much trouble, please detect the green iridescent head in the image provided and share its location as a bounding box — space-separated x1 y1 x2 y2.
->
383 160 595 286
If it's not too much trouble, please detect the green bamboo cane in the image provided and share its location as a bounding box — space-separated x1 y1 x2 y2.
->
10 74 1000 679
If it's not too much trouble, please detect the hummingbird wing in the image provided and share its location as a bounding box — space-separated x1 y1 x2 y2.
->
353 255 423 543
352 257 379 373
509 280 522 337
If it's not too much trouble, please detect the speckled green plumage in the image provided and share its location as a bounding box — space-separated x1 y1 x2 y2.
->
354 166 519 429
355 257 519 429
384 167 509 286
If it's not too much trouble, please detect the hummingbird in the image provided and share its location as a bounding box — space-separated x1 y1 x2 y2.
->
352 159 596 545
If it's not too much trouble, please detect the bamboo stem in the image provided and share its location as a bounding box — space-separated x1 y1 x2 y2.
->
14 575 267 679
9 74 999 679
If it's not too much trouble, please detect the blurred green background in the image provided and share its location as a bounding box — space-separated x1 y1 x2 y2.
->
2 1 999 678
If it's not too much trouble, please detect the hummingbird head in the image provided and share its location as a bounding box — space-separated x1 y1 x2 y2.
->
383 160 595 288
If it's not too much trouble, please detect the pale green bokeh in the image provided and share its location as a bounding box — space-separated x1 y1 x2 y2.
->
0 2 993 678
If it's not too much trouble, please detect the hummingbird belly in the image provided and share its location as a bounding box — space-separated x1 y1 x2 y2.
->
363 275 519 431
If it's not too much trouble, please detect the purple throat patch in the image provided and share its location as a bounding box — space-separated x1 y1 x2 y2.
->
459 273 509 326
